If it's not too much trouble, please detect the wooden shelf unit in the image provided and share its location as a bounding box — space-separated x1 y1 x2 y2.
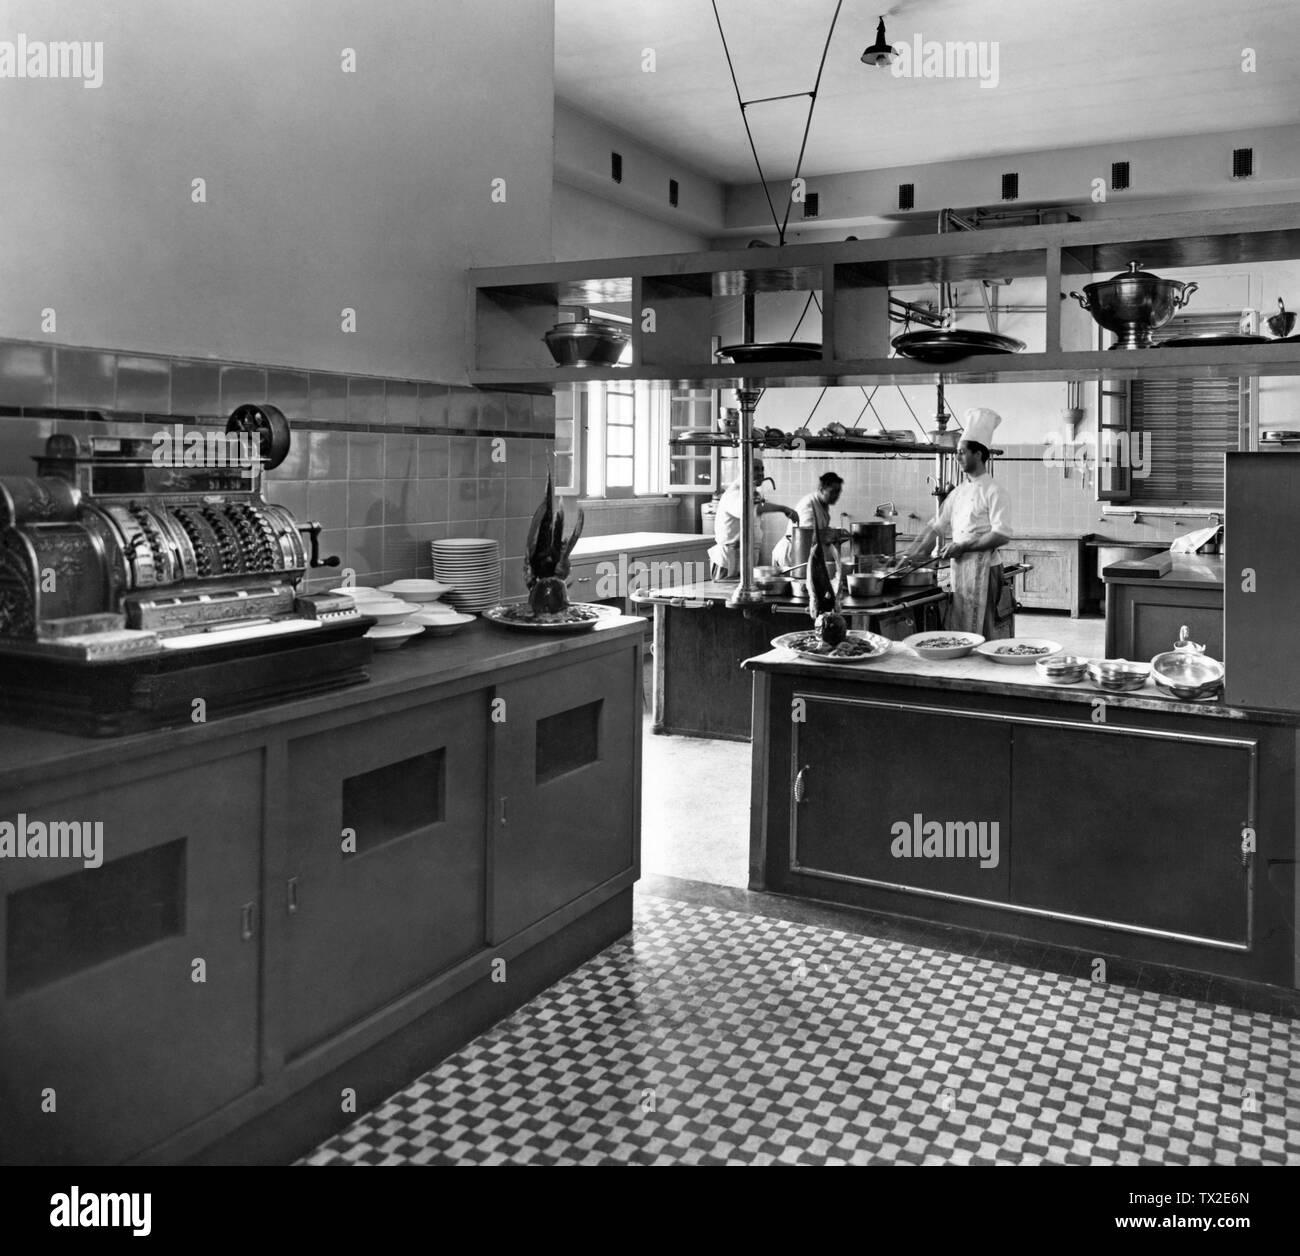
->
469 203 1300 388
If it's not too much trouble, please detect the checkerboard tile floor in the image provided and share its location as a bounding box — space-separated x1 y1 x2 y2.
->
300 896 1300 1165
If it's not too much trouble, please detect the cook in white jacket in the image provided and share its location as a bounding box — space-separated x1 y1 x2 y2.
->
897 408 1015 637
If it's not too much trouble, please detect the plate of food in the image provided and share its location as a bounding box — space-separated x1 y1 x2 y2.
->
771 629 892 663
973 638 1063 665
482 602 619 633
904 631 985 660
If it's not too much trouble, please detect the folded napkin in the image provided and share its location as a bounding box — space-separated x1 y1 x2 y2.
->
1170 525 1221 554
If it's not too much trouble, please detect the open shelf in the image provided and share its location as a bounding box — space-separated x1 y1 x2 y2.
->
469 203 1300 388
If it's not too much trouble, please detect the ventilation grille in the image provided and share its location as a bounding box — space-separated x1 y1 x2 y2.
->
1232 147 1254 179
611 152 623 183
898 182 915 211
1111 161 1131 191
1001 171 1019 201
802 192 819 219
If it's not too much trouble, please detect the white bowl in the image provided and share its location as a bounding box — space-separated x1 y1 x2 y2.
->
362 599 421 625
974 638 1063 665
329 586 388 601
904 631 985 660
364 623 424 650
409 609 474 636
378 579 454 602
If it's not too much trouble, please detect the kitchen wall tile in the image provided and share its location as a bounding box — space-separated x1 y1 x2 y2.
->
306 480 349 531
308 372 347 422
413 480 448 523
505 476 538 518
348 376 385 425
448 479 479 521
476 478 506 519
0 342 56 408
273 426 310 479
447 389 478 432
417 434 449 479
169 360 222 416
266 370 310 421
449 436 477 478
444 520 484 540
116 355 171 412
383 531 422 576
501 562 527 599
477 393 505 432
417 382 449 426
57 348 117 410
0 415 53 476
347 479 385 529
476 437 506 478
220 366 267 410
345 526 384 574
479 519 509 546
384 432 417 479
503 392 531 432
383 478 415 525
348 431 384 479
308 429 348 480
264 478 308 519
386 380 418 426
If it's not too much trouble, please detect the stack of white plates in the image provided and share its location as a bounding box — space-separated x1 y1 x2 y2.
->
431 539 501 612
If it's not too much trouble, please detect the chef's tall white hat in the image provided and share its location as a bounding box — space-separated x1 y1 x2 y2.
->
962 407 1002 451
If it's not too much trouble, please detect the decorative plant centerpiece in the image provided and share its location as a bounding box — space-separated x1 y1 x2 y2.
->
482 474 615 633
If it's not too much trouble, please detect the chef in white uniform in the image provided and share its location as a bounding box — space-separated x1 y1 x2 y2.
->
709 459 798 579
897 408 1015 638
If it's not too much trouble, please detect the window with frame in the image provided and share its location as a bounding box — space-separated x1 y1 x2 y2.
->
1097 312 1253 510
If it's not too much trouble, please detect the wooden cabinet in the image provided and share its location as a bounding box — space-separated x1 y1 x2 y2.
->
1009 723 1253 944
492 650 638 939
791 696 1012 902
0 753 262 1164
282 694 487 1055
0 621 645 1164
1003 537 1084 615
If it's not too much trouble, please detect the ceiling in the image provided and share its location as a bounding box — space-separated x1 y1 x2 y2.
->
554 0 1300 184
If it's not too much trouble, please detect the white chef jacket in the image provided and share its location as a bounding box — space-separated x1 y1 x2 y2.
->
934 472 1013 546
714 482 761 552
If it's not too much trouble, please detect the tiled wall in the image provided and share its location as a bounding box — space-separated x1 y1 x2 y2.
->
0 339 556 597
754 447 1210 556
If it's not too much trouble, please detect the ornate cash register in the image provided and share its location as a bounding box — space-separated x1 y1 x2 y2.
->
0 405 371 735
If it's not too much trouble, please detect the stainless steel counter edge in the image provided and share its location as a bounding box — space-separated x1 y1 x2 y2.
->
742 648 1298 724
0 616 648 787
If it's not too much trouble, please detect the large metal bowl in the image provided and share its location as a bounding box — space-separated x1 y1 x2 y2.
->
543 321 630 367
1150 649 1225 701
1087 659 1151 691
1069 261 1198 350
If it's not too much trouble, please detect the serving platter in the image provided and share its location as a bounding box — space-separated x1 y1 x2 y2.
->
1159 333 1268 347
771 628 891 663
904 631 984 660
716 341 823 363
482 602 619 633
973 638 1063 665
891 329 1025 364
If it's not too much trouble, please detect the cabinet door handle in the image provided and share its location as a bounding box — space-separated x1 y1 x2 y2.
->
794 765 810 803
240 901 255 941
287 877 299 914
500 796 508 825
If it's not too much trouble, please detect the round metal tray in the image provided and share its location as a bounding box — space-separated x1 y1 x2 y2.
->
1159 333 1268 347
482 602 619 633
716 341 823 363
891 329 1026 364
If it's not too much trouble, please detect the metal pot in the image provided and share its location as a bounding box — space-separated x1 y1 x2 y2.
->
543 320 630 367
847 572 884 598
1150 626 1225 700
1069 261 1198 350
850 521 895 557
1263 299 1297 340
